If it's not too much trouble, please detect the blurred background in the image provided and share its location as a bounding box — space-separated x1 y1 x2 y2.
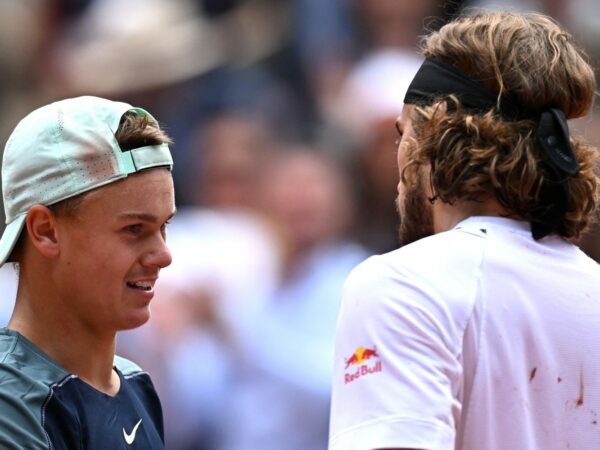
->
0 0 599 449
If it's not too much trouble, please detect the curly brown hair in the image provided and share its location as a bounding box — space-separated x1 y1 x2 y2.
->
403 11 599 239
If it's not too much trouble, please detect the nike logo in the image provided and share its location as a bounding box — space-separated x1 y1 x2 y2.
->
123 418 143 446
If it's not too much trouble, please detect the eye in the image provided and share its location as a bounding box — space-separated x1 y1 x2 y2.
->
160 220 171 237
394 124 404 146
125 224 143 234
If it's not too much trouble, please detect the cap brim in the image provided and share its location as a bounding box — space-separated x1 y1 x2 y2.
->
0 214 26 267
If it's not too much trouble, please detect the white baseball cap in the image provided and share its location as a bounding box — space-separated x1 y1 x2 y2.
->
0 95 173 266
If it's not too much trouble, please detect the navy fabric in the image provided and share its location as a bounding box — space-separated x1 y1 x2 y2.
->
0 328 164 449
43 369 164 449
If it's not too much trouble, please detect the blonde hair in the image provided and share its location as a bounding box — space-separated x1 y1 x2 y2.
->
404 11 599 239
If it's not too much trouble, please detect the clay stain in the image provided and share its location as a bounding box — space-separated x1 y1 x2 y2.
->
529 367 537 382
576 368 584 407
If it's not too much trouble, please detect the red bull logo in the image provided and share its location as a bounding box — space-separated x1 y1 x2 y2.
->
343 346 382 384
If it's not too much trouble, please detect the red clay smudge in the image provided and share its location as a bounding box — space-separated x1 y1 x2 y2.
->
529 367 537 382
576 368 584 407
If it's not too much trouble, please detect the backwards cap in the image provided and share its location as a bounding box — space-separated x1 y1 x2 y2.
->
0 95 173 266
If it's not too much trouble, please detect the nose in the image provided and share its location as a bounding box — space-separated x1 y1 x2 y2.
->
141 235 172 269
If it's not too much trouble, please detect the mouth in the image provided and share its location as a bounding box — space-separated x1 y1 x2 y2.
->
126 280 154 291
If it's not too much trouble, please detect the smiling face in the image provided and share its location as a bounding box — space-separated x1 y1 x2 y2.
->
395 104 435 246
52 168 175 334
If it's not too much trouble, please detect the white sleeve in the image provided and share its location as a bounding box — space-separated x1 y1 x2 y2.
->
328 252 475 450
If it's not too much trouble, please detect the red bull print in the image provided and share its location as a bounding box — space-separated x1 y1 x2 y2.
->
343 346 382 384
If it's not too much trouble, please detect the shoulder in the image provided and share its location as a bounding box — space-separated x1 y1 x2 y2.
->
113 354 146 378
0 329 70 448
113 354 160 396
345 226 487 298
339 227 489 350
0 328 69 386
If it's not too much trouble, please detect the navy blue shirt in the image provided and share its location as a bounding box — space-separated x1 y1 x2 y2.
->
0 328 164 449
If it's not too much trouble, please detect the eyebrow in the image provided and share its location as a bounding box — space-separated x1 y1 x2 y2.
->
118 209 177 223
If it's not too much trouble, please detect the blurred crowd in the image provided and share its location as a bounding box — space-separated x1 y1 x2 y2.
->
0 0 599 449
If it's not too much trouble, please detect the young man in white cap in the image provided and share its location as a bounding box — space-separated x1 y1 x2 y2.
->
328 11 600 450
0 96 175 449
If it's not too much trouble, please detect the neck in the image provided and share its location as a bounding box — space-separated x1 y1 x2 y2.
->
432 197 514 233
9 282 120 396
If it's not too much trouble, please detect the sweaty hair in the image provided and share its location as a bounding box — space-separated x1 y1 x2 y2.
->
403 11 599 239
115 112 173 151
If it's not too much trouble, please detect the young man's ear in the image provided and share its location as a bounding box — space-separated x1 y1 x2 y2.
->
25 205 60 258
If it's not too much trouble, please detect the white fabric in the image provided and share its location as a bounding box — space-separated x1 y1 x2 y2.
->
329 216 600 450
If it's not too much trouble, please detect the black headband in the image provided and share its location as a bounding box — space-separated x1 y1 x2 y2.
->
404 57 580 239
404 58 505 115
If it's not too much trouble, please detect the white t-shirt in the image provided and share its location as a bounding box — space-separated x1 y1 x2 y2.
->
329 216 600 450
